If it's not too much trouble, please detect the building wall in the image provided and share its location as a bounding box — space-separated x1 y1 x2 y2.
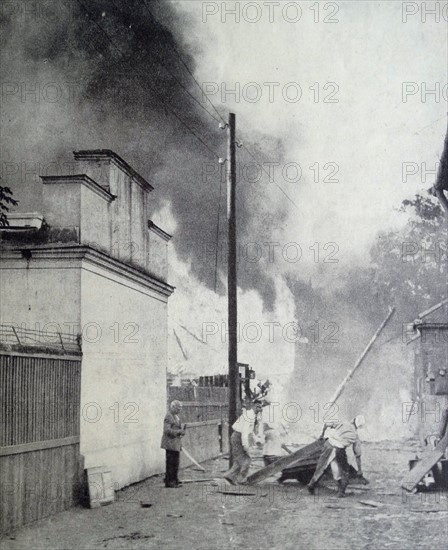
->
0 253 81 330
147 227 168 282
75 156 151 272
79 258 168 488
0 249 170 488
80 184 111 251
2 150 173 490
41 153 170 282
415 328 448 443
74 157 115 191
42 183 81 237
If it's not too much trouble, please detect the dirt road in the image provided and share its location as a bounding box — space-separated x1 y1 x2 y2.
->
1 441 447 550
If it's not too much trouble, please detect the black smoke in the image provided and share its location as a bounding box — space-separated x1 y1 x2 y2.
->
0 0 285 308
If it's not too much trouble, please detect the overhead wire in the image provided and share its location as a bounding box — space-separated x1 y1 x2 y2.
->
141 0 228 126
110 0 224 125
141 0 300 214
139 0 229 288
76 0 301 288
75 0 222 160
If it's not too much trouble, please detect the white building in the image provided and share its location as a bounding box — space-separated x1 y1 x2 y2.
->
0 150 174 488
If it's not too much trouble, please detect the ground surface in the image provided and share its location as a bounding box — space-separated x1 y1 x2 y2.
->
1 441 447 550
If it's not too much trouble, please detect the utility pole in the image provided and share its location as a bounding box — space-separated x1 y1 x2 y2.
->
227 112 239 463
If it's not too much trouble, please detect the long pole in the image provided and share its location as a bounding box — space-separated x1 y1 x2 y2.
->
182 447 206 472
329 307 395 406
227 113 238 464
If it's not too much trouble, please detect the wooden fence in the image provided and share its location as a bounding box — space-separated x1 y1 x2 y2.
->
167 386 230 460
168 385 229 403
0 345 82 534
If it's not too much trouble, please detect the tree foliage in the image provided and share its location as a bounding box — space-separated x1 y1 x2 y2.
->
370 193 447 321
0 184 18 227
289 192 447 348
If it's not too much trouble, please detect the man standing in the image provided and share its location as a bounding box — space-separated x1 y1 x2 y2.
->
161 400 185 488
223 400 263 485
307 414 367 497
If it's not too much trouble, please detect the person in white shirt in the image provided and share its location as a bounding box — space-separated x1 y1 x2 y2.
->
223 400 263 485
262 420 289 466
307 414 366 497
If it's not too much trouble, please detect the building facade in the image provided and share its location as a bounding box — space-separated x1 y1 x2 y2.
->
410 300 448 445
0 150 174 488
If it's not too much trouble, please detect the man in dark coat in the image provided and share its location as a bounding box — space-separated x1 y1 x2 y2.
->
161 400 185 488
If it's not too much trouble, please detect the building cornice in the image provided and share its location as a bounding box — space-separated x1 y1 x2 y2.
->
0 244 175 298
148 220 172 242
73 150 154 193
41 174 116 202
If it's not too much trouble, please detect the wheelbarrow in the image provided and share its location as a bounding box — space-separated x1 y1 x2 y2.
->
265 440 367 485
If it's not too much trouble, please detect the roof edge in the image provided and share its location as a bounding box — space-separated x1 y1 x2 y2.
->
73 150 154 192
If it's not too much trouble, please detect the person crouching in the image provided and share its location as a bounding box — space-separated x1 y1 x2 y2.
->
307 414 367 497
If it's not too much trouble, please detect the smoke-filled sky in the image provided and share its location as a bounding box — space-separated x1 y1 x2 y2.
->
176 0 447 272
1 1 447 435
2 1 446 293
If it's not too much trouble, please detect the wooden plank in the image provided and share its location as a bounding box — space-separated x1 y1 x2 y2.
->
17 450 24 529
182 447 206 471
0 436 80 457
23 445 34 525
247 439 323 484
181 401 228 407
358 500 382 508
218 490 260 496
418 298 448 320
282 457 320 471
329 307 395 406
402 431 448 491
185 420 220 428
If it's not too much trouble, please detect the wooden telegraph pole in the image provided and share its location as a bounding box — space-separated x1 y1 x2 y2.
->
227 113 239 463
